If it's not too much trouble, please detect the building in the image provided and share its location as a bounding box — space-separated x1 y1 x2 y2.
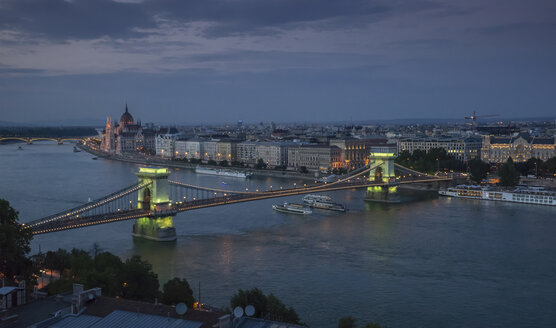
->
155 134 176 158
481 133 555 163
256 142 289 167
0 282 26 310
175 139 203 159
397 137 482 162
288 145 342 172
237 141 259 165
329 138 388 169
202 140 218 161
100 105 154 155
216 141 237 162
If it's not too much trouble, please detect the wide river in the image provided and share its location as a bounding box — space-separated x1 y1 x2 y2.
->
1 143 555 327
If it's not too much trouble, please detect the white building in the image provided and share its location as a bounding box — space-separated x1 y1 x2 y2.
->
397 137 482 162
175 139 203 159
237 141 259 165
156 134 178 158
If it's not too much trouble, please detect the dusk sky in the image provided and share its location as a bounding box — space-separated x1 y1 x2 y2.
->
0 0 555 125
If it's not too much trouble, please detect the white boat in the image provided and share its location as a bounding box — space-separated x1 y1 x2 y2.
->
439 185 555 206
195 167 252 178
302 194 346 212
302 194 332 202
272 202 312 215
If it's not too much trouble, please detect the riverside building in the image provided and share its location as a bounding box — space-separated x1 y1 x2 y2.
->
397 137 482 162
480 133 555 163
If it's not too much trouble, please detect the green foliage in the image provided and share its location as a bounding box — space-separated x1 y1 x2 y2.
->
255 158 267 169
230 288 301 325
219 160 229 166
338 316 357 328
231 160 243 167
299 166 308 173
395 148 463 175
161 277 195 307
363 323 383 328
121 255 159 301
208 159 217 165
498 158 520 186
0 199 34 285
468 158 489 184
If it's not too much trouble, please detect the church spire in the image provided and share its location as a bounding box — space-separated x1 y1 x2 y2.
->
125 102 128 113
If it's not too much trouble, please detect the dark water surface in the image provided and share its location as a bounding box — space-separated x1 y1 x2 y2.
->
1 143 555 327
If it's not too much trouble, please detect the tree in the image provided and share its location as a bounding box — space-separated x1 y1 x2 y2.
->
0 199 34 285
161 277 195 307
498 158 520 186
121 255 159 301
364 323 383 328
219 160 229 167
255 159 267 169
468 158 489 184
299 166 308 174
208 159 217 166
338 316 356 328
230 288 301 324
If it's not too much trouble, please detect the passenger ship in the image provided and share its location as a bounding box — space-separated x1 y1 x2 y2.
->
439 185 555 206
302 194 347 212
272 202 312 215
195 167 252 178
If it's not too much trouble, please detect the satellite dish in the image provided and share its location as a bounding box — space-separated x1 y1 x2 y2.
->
245 305 255 317
233 306 244 318
176 302 187 315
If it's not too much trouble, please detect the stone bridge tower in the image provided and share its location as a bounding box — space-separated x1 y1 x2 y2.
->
133 167 177 241
366 146 400 203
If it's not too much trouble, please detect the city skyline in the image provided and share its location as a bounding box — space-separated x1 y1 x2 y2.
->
1 0 555 124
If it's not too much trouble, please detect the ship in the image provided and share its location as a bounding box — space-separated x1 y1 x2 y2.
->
73 146 81 152
439 185 555 206
195 167 252 178
272 202 312 215
302 194 347 212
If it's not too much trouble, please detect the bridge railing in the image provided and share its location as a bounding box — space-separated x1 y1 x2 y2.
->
26 182 151 228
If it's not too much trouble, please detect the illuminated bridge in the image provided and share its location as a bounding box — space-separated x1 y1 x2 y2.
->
0 136 86 144
24 147 452 241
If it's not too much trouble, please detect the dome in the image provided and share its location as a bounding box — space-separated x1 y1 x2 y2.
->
120 104 134 126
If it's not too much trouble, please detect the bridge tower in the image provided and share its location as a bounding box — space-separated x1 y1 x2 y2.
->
366 146 400 203
132 167 177 241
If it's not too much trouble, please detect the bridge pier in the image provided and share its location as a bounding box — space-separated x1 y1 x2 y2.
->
132 167 177 242
26 138 32 145
365 146 400 203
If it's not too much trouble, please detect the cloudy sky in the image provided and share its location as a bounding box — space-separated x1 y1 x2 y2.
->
0 0 555 124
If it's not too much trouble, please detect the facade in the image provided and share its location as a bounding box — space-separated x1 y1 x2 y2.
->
481 134 555 163
257 142 289 167
288 145 342 172
237 141 259 165
397 137 482 162
202 140 218 161
100 105 155 155
216 141 236 162
155 134 176 158
329 138 388 169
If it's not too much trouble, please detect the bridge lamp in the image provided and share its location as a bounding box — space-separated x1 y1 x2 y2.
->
293 183 296 186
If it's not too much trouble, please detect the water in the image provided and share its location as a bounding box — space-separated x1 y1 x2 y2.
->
1 143 555 327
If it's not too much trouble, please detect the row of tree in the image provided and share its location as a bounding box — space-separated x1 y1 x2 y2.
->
395 149 465 174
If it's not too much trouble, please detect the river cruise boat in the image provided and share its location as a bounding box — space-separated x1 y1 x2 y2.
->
302 194 346 212
272 202 312 215
195 167 252 178
439 185 555 206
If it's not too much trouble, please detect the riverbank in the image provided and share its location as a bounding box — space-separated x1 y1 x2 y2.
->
78 143 319 181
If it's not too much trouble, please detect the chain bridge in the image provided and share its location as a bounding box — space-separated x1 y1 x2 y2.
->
23 147 452 241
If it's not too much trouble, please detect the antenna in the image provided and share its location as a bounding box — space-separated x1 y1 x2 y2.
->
233 306 244 318
176 302 187 316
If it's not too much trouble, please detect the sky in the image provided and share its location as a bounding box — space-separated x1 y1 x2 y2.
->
0 0 555 125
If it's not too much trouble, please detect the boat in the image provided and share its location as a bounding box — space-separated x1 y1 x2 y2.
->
17 146 23 150
302 194 347 212
272 202 312 215
439 185 555 206
92 157 98 160
195 167 252 178
73 146 81 152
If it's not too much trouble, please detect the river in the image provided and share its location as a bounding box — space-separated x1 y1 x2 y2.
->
1 143 555 327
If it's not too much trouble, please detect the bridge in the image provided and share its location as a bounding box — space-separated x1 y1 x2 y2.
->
0 137 86 145
23 146 452 241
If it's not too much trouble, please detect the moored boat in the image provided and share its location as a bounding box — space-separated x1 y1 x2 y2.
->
302 194 347 212
272 202 312 215
439 185 555 206
195 166 252 178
